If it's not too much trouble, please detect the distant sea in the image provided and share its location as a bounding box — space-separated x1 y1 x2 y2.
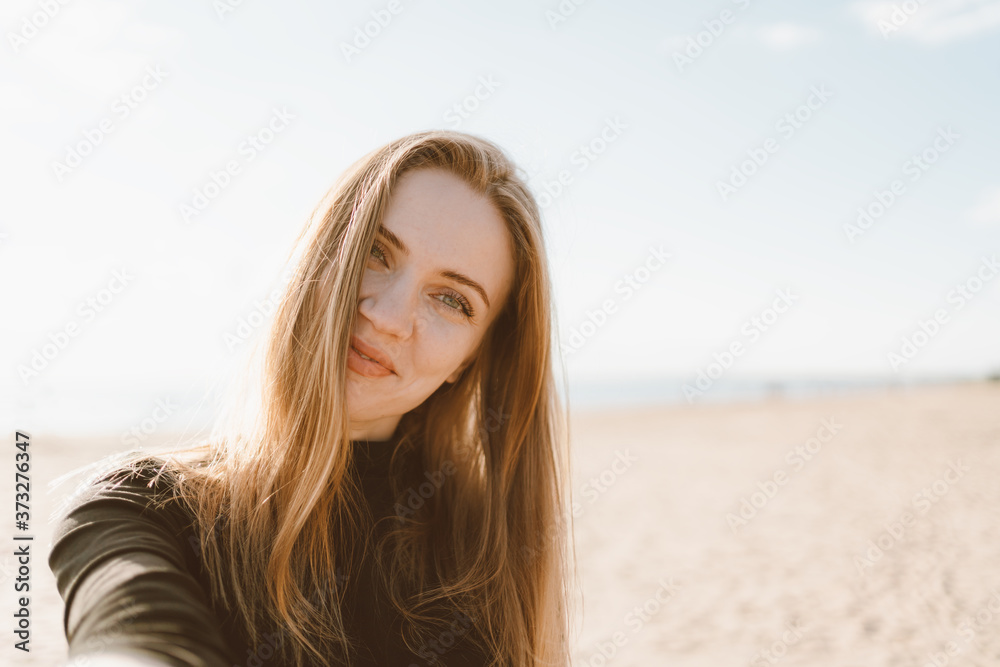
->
4 374 991 437
560 374 988 409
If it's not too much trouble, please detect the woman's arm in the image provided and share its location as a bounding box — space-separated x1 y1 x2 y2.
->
48 462 236 667
63 649 181 667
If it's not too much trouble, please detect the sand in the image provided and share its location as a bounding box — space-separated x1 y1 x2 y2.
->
15 381 1000 666
567 381 1000 667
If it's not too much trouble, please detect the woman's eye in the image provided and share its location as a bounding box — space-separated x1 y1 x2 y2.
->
439 292 474 318
369 242 388 265
439 294 462 311
366 242 474 319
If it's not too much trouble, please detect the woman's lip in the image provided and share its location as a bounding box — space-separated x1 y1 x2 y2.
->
348 345 394 378
350 335 395 372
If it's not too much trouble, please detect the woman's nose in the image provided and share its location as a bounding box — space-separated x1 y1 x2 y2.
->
358 277 417 339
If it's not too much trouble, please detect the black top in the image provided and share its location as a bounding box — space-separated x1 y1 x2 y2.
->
47 436 491 667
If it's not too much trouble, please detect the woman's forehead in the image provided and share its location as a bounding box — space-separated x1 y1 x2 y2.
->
381 169 514 314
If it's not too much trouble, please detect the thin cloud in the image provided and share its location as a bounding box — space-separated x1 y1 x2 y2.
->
851 0 1000 44
657 22 820 57
755 23 822 50
968 186 1000 227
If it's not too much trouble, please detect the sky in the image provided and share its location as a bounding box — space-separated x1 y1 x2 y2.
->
2 0 999 433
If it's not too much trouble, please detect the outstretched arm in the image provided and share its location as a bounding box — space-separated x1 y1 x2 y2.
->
62 649 180 667
48 463 236 667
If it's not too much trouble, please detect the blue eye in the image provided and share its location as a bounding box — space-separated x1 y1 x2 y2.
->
439 292 473 317
368 239 475 319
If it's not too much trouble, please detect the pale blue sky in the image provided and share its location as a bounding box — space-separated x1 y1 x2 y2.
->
3 0 999 432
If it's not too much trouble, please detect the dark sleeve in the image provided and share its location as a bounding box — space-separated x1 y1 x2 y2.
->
47 460 236 667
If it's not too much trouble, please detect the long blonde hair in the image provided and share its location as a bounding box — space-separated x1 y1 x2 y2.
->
101 130 575 666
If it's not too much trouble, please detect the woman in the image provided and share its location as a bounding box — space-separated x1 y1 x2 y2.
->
48 130 576 667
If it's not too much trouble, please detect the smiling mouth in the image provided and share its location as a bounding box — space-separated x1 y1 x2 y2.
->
349 334 397 373
348 344 395 377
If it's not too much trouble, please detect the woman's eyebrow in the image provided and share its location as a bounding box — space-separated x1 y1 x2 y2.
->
379 224 409 255
378 224 491 310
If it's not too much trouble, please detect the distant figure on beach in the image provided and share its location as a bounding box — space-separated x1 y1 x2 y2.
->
48 130 574 667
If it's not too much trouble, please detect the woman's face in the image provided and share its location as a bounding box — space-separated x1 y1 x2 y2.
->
346 167 514 441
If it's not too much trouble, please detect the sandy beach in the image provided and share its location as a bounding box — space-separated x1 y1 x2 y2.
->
18 381 1000 666
568 380 1000 666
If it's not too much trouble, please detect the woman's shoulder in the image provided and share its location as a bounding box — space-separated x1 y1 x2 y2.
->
52 453 193 541
48 452 209 605
86 452 179 493
95 453 182 491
